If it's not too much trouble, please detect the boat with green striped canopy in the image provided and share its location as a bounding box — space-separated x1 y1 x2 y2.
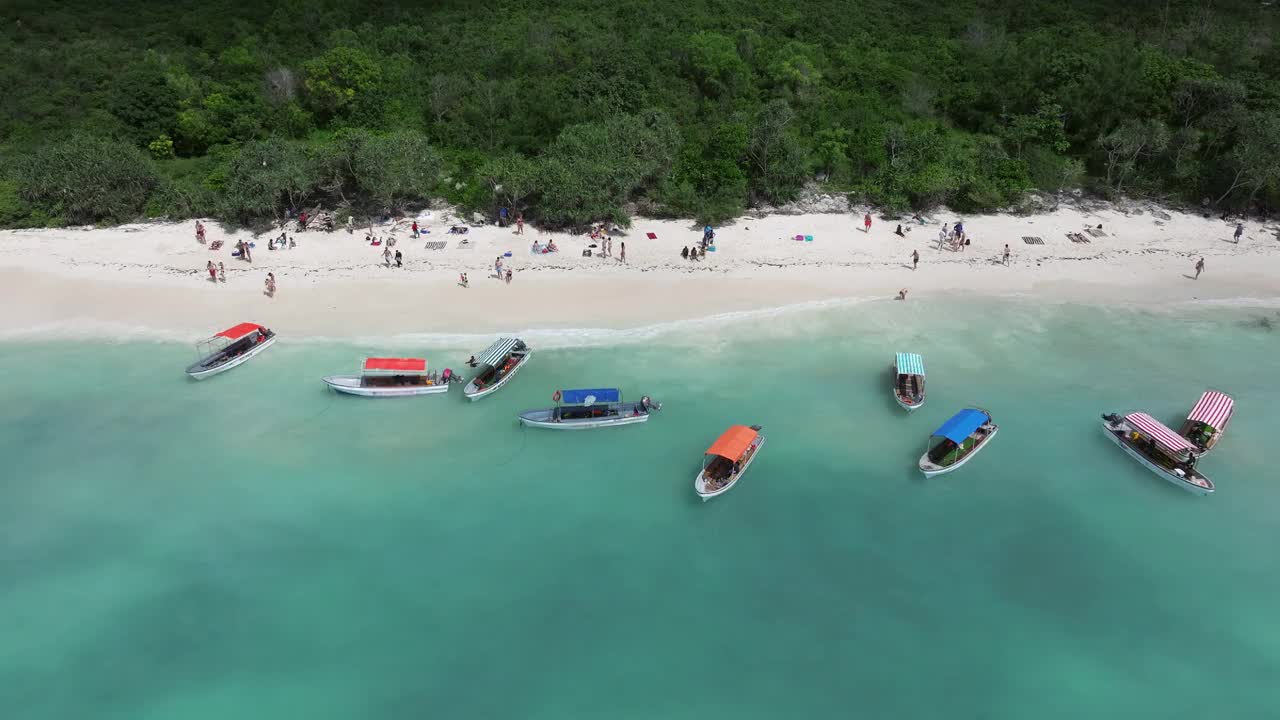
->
463 337 531 401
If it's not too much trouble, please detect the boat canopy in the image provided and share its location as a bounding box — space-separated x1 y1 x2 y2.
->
560 388 620 405
1187 390 1233 431
932 409 989 444
479 337 519 368
215 322 265 341
1125 412 1195 455
362 357 427 376
706 425 759 460
895 352 925 376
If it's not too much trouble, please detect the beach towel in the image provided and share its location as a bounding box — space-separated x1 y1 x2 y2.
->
805 235 814 242
209 240 223 250
645 232 657 240
794 234 804 241
503 251 512 257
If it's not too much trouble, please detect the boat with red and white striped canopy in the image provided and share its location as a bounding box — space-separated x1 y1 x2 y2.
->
323 357 456 397
1177 390 1234 455
1101 411 1214 495
185 322 276 380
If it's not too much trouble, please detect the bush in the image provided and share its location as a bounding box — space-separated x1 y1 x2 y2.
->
15 136 159 225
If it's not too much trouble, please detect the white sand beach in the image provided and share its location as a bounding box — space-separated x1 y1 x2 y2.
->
2 204 1278 340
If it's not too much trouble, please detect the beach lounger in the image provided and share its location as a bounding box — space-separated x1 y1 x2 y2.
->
423 241 446 250
1066 233 1090 244
1021 236 1044 245
1086 227 1107 238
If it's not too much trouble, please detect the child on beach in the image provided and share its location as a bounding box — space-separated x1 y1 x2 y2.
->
218 262 226 282
864 213 872 233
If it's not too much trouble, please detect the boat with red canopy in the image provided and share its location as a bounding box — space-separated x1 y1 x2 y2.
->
1177 390 1234 455
323 357 456 397
1101 411 1214 495
695 424 765 501
185 322 276 380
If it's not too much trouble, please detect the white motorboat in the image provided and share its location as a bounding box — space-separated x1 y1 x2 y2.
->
518 388 660 429
1177 390 1234 455
695 424 765 501
893 352 926 412
185 322 276 380
1102 412 1214 495
918 407 998 477
463 338 531 401
323 357 455 397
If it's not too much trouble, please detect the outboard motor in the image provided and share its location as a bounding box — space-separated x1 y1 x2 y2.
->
641 396 661 412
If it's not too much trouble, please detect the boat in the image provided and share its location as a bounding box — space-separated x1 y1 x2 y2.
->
695 424 765 501
185 322 276 380
1101 412 1214 495
1177 390 1234 455
323 357 456 397
893 352 926 411
518 388 661 429
918 408 998 477
463 337 531 401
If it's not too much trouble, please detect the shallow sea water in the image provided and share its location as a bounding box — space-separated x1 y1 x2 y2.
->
1 298 1278 719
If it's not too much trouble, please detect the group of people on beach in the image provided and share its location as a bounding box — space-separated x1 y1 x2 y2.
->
936 222 970 252
205 261 225 283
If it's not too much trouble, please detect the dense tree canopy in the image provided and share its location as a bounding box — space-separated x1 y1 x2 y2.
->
2 0 1278 228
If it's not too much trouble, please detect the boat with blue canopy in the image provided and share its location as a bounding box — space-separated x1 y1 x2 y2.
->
463 337 531 401
517 388 661 429
893 352 927 411
918 407 998 476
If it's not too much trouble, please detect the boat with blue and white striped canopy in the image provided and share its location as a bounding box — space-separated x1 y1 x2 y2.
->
918 407 998 476
893 352 927 411
518 387 661 429
463 337 531 401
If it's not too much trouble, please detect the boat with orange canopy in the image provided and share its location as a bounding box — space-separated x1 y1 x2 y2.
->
323 357 456 397
695 424 765 501
185 322 276 380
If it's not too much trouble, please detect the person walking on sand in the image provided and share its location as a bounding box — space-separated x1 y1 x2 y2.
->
459 273 469 288
1234 223 1244 243
411 220 419 239
1194 257 1205 279
516 213 524 235
264 272 276 298
912 249 919 270
218 262 226 283
1003 244 1011 266
383 245 392 267
505 268 512 285
207 261 217 283
195 221 206 244
394 249 403 268
937 225 947 250
864 213 872 233
620 241 626 263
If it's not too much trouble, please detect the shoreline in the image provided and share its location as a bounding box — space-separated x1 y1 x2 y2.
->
2 204 1278 342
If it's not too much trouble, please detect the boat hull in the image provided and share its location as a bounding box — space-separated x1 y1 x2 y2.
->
895 394 925 412
186 336 276 380
464 351 531 401
695 435 766 501
1101 419 1214 495
322 376 451 397
918 425 998 477
518 405 651 429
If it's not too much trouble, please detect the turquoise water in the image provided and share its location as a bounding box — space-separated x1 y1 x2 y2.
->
2 299 1279 719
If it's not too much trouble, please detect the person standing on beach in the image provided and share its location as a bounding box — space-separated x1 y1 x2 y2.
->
411 220 419 239
620 242 626 263
264 272 276 297
1234 223 1244 243
207 261 217 283
394 249 403 268
459 273 469 288
1194 257 1205 279
195 221 206 244
383 245 392 267
505 268 512 285
937 225 947 250
218 262 226 283
864 213 872 233
1003 244 1011 266
911 249 919 270
516 213 524 235
495 256 503 278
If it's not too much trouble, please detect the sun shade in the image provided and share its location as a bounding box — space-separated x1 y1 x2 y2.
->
560 388 620 405
1187 391 1233 431
932 409 988 444
706 425 759 460
363 358 427 375
479 338 519 368
895 352 925 376
1125 413 1195 454
216 322 264 340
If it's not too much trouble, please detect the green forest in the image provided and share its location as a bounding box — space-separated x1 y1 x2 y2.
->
2 0 1279 228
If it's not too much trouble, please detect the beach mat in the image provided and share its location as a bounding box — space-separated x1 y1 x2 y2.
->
1021 236 1044 245
424 241 446 250
645 232 657 240
1066 233 1090 244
